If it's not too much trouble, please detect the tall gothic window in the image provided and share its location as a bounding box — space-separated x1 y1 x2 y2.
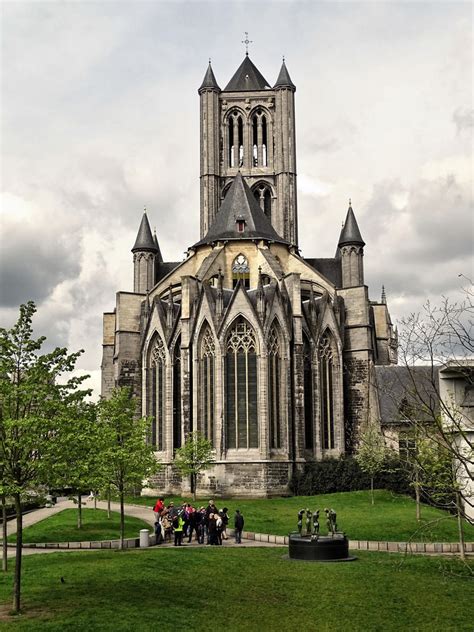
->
232 254 250 289
268 325 282 449
252 109 268 167
199 325 215 444
303 334 314 450
151 336 166 451
253 184 272 221
228 111 244 167
173 337 181 451
225 318 258 449
320 334 335 450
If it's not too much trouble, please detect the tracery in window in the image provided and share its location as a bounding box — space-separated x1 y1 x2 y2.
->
199 325 216 444
268 325 282 449
320 334 335 450
251 109 268 167
151 336 166 450
225 318 258 449
228 111 244 167
232 254 250 289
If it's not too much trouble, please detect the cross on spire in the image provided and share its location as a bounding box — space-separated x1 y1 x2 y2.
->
242 31 253 55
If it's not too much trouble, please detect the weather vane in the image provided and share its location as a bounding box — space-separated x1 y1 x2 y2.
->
242 31 253 55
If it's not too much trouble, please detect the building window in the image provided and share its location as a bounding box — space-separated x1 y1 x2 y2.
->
320 334 335 450
225 318 258 449
228 111 244 168
251 109 268 167
253 184 272 222
173 337 181 451
199 325 215 444
268 325 282 449
151 336 166 450
303 334 314 450
232 254 250 289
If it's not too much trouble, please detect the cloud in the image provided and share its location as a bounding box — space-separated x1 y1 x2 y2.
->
453 107 474 134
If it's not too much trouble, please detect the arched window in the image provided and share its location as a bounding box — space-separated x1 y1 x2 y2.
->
251 109 268 167
320 334 335 450
228 111 244 167
253 184 272 222
232 254 250 289
199 325 215 444
268 325 282 449
225 318 258 449
151 336 166 450
173 337 181 451
303 334 314 450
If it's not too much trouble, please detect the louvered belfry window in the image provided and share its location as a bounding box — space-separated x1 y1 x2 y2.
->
268 325 281 449
151 336 166 451
320 334 335 450
225 318 258 449
199 325 215 445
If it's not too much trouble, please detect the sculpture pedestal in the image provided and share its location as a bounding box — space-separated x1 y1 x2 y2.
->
288 533 356 562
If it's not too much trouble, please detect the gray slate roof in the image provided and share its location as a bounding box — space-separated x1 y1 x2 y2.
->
199 62 220 92
194 173 288 247
153 231 163 264
132 213 158 253
156 261 180 282
274 60 295 89
305 258 341 287
338 205 365 247
375 366 440 426
224 55 271 92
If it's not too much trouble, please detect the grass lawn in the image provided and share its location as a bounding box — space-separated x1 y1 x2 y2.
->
6 509 151 544
0 548 472 630
123 490 474 542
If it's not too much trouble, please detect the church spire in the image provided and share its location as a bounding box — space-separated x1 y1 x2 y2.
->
274 58 295 90
198 60 220 93
132 210 158 253
338 201 365 248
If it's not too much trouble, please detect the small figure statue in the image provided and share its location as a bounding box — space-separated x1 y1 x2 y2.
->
325 507 337 536
312 510 320 539
297 509 305 535
305 509 312 536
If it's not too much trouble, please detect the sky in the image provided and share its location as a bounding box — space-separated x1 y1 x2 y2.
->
1 0 473 397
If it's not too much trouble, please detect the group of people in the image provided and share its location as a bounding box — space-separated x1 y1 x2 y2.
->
153 498 245 547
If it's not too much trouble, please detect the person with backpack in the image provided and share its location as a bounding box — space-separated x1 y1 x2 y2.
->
234 509 244 544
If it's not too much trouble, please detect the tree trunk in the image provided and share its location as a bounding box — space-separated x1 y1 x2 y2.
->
77 492 82 529
93 495 97 510
455 491 466 561
192 473 197 503
107 487 111 519
415 476 421 522
2 494 7 572
119 488 125 550
370 476 374 505
12 493 22 614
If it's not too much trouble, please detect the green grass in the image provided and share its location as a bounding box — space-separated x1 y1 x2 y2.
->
0 548 472 630
6 509 151 544
123 489 474 542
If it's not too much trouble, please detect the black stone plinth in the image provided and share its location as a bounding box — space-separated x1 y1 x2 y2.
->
288 533 356 562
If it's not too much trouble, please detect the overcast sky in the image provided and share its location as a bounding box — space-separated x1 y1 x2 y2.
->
1 0 472 397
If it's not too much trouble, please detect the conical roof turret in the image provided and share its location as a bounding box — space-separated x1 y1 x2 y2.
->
132 212 158 253
274 59 295 90
338 202 365 248
153 229 163 263
198 61 220 93
224 56 271 92
194 173 288 246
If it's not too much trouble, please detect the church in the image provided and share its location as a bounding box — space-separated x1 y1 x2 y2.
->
101 53 398 497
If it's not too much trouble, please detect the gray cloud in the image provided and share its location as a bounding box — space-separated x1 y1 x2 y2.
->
453 107 474 134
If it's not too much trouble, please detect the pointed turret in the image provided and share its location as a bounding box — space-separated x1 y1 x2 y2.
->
198 61 220 93
224 56 271 92
338 201 365 288
132 212 158 253
194 172 288 246
274 59 295 90
132 211 157 293
338 203 365 248
153 229 163 264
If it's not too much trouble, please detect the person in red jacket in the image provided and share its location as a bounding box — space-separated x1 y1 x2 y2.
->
153 497 164 520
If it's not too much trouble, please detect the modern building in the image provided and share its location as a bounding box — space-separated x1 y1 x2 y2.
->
101 54 398 496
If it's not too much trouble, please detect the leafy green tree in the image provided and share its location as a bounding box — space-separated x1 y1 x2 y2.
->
174 431 215 501
0 301 89 613
355 424 389 505
97 387 159 549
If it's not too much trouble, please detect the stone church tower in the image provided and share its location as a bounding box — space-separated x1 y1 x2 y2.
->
101 54 398 497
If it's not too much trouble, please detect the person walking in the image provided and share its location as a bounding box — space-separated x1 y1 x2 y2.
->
220 507 229 540
234 509 244 544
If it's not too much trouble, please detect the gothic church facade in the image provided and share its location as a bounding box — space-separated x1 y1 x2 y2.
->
101 55 398 496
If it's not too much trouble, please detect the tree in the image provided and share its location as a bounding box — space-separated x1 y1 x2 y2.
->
97 387 159 549
397 281 474 560
355 423 390 505
174 431 215 501
0 301 90 613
